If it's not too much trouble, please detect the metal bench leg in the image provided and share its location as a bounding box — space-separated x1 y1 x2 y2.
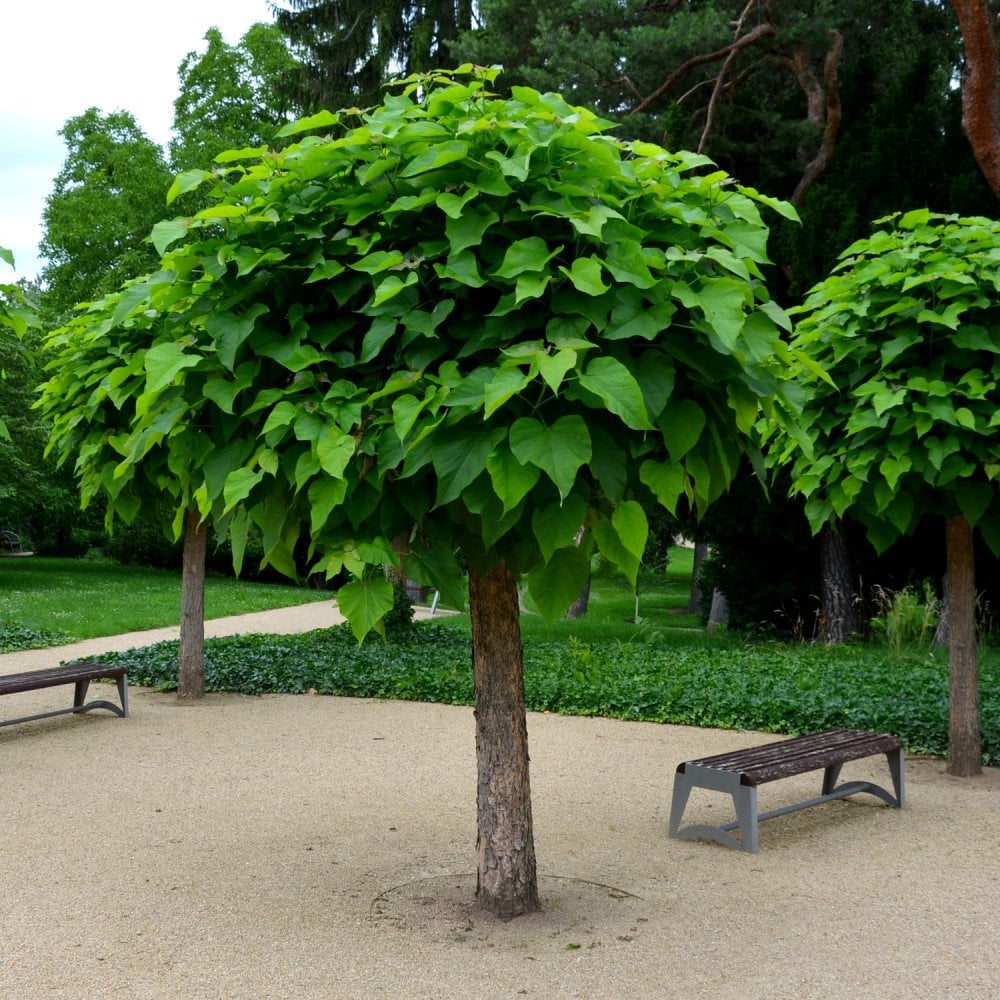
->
733 784 759 853
887 748 905 807
117 673 129 717
822 762 843 795
73 679 91 709
668 772 694 839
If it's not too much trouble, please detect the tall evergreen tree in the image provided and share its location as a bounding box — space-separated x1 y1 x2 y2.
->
270 1 476 111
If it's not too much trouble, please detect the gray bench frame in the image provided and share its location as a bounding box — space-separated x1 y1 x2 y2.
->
0 662 129 729
668 728 905 853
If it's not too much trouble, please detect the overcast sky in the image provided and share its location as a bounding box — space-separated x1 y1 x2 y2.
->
0 0 279 283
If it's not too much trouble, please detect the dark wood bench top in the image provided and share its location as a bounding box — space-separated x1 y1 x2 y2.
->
677 728 904 786
0 662 127 696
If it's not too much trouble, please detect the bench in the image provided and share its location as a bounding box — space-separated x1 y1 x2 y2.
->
0 662 129 729
668 728 905 853
1 529 23 553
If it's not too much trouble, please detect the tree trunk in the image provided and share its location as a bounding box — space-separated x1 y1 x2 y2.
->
945 515 982 777
565 574 591 619
178 509 208 701
934 574 950 648
468 561 540 919
818 520 858 643
952 0 1000 200
707 588 729 630
688 541 708 613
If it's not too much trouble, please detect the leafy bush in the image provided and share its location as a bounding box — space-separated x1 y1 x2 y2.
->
0 621 71 653
85 621 999 764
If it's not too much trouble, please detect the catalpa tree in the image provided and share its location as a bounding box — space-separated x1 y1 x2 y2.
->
37 273 239 699
779 211 1000 777
81 69 801 917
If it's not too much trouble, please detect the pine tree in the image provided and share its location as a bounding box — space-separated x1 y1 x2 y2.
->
271 1 476 111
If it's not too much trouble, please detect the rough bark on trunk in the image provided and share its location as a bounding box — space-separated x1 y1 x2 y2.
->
951 0 1000 201
707 588 729 630
565 574 592 619
818 520 858 643
687 541 708 613
468 561 541 919
945 515 982 777
178 509 208 701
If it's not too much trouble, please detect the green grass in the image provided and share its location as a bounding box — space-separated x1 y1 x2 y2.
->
0 557 328 643
87 619 999 764
6 549 999 764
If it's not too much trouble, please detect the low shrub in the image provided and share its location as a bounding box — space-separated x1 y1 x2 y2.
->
85 621 999 764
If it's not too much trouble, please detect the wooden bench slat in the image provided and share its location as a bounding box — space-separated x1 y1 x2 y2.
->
0 663 127 695
678 728 902 785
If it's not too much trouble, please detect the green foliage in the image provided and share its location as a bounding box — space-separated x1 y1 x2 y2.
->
39 109 173 314
0 622 72 654
40 70 801 641
869 583 939 659
91 620 1000 763
273 0 475 112
169 25 299 173
782 211 1000 555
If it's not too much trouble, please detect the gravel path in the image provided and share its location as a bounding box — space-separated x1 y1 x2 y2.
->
0 605 997 998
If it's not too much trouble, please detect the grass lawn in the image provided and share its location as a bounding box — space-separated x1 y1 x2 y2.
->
0 557 329 646
6 548 998 764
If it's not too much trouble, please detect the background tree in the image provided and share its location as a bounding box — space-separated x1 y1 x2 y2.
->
271 0 476 111
104 70 803 917
39 109 172 315
454 0 994 294
169 24 300 172
36 274 236 700
779 210 1000 777
1 248 35 443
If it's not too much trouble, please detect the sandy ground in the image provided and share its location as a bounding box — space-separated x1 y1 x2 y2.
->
0 604 998 999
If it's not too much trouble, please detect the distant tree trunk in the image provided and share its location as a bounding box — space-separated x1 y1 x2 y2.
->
178 509 207 701
818 520 858 643
565 575 591 619
565 525 590 618
707 588 729 630
688 541 708 613
468 561 541 919
951 0 1000 200
945 515 982 777
934 574 950 648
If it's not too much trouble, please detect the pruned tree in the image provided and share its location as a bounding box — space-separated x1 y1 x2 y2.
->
777 210 1000 777
119 69 802 917
36 275 236 700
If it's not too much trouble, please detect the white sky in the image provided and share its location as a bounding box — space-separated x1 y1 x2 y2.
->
0 0 279 283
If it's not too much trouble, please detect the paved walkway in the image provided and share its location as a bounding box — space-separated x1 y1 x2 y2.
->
0 599 416 675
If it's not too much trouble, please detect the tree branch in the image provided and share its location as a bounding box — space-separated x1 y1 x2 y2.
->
630 20 776 117
789 29 844 205
698 0 758 153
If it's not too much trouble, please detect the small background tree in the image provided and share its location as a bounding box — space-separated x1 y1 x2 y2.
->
779 210 1000 777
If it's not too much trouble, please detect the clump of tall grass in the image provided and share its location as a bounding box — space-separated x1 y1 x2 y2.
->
869 583 939 658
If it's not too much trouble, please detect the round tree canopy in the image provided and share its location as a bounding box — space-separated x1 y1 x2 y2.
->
43 69 803 637
782 210 1000 556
